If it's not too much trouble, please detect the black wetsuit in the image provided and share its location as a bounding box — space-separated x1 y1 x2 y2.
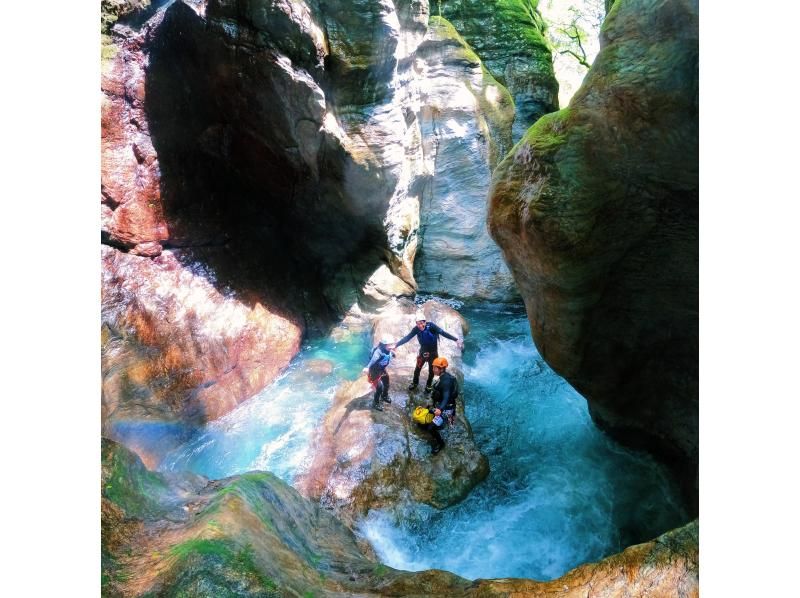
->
394 322 459 388
366 345 393 407
425 370 459 451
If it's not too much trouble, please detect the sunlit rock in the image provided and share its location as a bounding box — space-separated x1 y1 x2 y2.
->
413 17 519 302
101 246 302 467
438 0 559 139
489 0 699 508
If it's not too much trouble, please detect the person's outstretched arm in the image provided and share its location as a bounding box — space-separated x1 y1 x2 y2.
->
394 328 417 348
431 323 459 343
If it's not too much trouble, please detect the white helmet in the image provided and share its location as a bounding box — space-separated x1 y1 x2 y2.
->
380 337 392 345
415 310 426 322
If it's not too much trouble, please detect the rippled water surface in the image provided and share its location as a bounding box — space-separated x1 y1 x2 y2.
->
160 303 687 581
159 327 368 481
359 304 687 581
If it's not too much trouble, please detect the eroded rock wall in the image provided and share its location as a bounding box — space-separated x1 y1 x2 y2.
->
413 17 519 302
102 0 543 462
439 0 559 139
489 0 699 507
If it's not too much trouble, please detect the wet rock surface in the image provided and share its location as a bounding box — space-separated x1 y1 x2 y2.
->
489 0 699 509
297 300 489 521
103 438 698 597
101 245 302 467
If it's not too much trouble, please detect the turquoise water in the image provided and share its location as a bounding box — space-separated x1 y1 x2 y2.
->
159 327 369 482
358 304 687 581
159 302 687 581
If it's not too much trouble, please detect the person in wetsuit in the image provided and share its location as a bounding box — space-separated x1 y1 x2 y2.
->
392 310 463 392
423 356 459 454
364 338 395 411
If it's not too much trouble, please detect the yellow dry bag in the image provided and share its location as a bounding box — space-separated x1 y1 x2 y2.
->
412 406 434 425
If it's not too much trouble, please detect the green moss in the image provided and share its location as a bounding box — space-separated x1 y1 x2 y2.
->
102 439 171 519
428 16 481 65
205 473 280 531
167 539 278 593
521 108 572 153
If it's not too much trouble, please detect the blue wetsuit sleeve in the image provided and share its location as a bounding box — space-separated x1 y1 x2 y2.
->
431 323 458 342
394 327 418 348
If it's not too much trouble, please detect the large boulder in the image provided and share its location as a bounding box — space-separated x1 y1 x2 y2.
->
489 0 698 507
102 438 698 597
297 300 488 521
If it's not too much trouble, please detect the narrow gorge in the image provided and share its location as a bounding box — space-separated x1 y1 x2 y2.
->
101 0 699 596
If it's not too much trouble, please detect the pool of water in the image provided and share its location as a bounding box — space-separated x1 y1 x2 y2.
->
358 304 687 581
159 302 687 581
159 326 369 482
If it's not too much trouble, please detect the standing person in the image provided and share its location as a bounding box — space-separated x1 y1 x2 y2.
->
364 338 395 411
392 310 463 392
425 357 459 454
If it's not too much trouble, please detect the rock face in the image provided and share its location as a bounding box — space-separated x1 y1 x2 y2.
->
103 438 698 597
101 246 302 468
101 0 548 462
413 17 520 302
439 0 559 139
297 300 488 521
489 0 699 508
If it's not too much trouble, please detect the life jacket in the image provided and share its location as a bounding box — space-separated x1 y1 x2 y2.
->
412 406 435 425
368 346 392 369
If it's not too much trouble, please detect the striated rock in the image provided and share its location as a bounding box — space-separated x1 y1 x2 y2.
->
361 264 416 310
101 246 302 467
489 0 699 508
413 17 519 302
102 438 697 597
101 1 169 252
469 519 699 597
439 0 559 139
297 300 487 521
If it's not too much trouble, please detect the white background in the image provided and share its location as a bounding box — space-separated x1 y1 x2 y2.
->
0 0 797 595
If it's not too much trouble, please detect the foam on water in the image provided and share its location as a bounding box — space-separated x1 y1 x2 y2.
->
358 304 687 581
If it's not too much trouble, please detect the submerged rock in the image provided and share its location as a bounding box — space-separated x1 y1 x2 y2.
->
297 300 488 521
489 0 699 507
102 438 698 597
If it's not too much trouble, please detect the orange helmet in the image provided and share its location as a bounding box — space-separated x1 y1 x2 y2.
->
432 357 448 368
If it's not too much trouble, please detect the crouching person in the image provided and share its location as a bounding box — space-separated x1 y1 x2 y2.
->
412 357 458 454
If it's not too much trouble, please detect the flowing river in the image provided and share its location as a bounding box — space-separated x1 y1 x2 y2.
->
160 302 687 581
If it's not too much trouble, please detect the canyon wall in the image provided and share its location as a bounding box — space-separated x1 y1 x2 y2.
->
489 0 699 506
102 0 553 464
